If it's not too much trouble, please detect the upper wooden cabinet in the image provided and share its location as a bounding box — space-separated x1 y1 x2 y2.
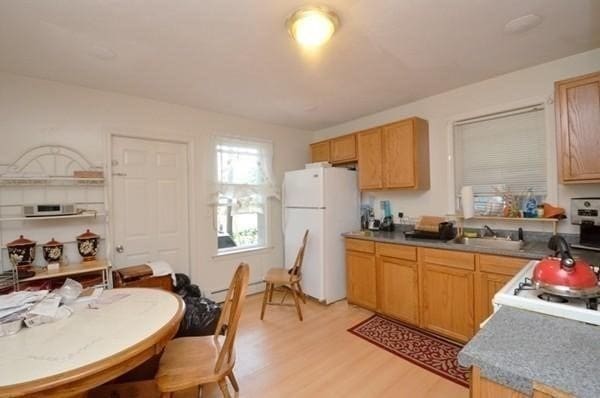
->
357 117 430 191
310 141 330 163
310 134 357 164
357 127 384 189
330 134 357 163
555 71 600 183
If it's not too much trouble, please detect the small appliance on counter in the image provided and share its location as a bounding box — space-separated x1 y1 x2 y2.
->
404 216 455 241
368 218 381 231
378 200 394 232
570 198 600 251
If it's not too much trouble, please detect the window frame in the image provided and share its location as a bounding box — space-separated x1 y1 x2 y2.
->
214 137 273 255
446 99 558 215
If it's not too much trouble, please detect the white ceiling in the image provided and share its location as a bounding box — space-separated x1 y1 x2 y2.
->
0 0 598 130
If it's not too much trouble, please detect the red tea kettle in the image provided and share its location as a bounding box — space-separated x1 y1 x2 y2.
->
532 235 600 298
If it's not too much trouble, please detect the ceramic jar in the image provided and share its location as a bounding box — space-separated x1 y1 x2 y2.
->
77 229 99 261
42 238 63 263
6 235 36 266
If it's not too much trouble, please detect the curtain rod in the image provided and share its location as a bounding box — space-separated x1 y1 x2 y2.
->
454 104 544 127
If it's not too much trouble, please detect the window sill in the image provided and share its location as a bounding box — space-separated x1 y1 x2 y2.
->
213 245 274 259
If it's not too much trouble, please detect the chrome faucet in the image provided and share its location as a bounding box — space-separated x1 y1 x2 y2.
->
483 225 497 237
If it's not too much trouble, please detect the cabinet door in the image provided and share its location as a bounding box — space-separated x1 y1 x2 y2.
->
378 256 419 325
331 134 357 163
475 272 511 329
421 263 474 342
310 141 330 163
346 250 377 310
357 128 383 190
556 72 600 182
382 119 416 188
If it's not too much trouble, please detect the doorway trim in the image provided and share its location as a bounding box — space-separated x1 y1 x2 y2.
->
105 127 198 281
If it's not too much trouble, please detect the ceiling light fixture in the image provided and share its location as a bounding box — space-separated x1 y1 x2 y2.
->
286 6 340 47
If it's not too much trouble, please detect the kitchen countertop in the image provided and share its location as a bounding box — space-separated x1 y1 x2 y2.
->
342 230 600 264
458 306 600 397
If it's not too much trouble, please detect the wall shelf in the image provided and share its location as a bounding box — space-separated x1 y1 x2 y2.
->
0 211 104 222
0 177 104 187
447 214 561 234
16 259 110 289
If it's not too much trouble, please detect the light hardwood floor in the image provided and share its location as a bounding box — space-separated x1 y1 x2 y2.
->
95 292 469 398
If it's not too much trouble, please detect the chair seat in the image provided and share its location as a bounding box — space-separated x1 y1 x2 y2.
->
264 267 300 284
156 335 234 393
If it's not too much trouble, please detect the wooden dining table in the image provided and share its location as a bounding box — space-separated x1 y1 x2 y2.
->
0 288 184 397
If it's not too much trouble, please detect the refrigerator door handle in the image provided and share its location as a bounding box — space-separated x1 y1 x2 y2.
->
281 181 286 233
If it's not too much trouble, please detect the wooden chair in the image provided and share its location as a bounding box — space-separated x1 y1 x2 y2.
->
155 263 249 398
260 230 309 321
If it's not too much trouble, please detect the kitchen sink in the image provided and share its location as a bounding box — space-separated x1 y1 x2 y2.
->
453 236 524 251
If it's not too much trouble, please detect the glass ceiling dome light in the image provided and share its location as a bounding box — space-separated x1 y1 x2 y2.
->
286 6 340 47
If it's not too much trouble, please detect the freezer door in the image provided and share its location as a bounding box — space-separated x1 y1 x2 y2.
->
283 168 324 208
284 207 324 301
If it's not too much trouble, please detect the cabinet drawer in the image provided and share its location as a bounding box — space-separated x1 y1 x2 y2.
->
479 254 530 276
346 239 375 253
420 248 475 271
376 243 417 261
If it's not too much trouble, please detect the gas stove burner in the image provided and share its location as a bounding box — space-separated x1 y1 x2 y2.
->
513 277 537 296
537 294 568 303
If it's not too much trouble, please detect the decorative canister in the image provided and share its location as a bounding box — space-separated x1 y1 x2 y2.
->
6 235 36 266
76 229 99 261
42 238 63 263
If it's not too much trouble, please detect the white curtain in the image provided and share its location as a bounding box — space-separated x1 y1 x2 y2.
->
209 135 279 214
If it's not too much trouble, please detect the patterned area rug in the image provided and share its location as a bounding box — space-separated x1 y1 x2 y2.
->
348 314 470 387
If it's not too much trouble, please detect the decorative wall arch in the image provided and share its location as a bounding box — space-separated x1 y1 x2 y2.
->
1 145 98 177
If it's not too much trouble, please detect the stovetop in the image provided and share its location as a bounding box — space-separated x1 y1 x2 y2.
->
493 260 600 325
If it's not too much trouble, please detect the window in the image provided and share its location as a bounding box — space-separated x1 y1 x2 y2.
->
213 136 276 253
453 105 546 216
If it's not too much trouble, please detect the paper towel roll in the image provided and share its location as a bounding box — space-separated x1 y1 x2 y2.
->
461 186 474 219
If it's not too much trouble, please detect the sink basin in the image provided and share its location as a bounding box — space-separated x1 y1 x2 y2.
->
453 236 524 251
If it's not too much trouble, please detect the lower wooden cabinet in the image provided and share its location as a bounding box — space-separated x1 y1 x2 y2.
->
471 367 573 398
377 256 419 325
345 239 531 343
475 255 530 329
346 250 377 310
420 262 475 342
475 272 512 328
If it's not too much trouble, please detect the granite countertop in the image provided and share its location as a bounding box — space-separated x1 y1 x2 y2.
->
342 230 600 264
458 307 600 397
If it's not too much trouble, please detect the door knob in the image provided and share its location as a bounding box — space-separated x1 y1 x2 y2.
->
115 245 124 253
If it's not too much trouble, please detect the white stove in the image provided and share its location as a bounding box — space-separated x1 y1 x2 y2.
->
493 260 600 325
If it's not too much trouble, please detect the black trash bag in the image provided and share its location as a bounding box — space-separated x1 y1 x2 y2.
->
173 273 202 298
174 273 191 290
176 296 221 337
180 283 202 298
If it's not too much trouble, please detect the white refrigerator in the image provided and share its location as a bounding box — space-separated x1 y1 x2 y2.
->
283 166 360 304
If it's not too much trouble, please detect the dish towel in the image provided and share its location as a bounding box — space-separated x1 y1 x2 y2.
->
145 260 176 284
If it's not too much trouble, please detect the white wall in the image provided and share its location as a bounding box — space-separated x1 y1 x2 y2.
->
313 48 600 234
0 72 311 296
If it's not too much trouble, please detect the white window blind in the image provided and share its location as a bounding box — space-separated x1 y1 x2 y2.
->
454 106 546 196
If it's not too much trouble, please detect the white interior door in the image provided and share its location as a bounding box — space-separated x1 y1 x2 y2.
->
112 136 190 275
